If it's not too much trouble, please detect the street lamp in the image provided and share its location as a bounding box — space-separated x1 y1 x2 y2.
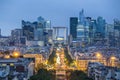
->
12 51 20 58
110 56 116 67
110 56 116 60
96 52 102 63
4 55 10 59
96 52 102 58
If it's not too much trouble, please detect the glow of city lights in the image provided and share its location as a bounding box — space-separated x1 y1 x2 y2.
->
57 48 60 51
96 52 102 58
13 51 20 58
110 56 116 60
56 54 60 64
4 55 10 59
10 63 14 66
2 64 6 66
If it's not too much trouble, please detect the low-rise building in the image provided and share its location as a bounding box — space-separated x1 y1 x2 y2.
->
88 62 120 80
76 56 107 71
0 58 34 80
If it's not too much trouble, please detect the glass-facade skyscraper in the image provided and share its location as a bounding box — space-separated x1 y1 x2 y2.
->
77 25 85 41
22 20 34 41
34 16 45 41
77 9 90 43
22 16 52 46
70 17 78 40
96 16 106 38
114 19 120 47
0 29 1 36
79 9 85 25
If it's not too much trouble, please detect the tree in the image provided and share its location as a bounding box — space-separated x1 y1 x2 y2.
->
69 70 93 80
35 63 46 72
29 68 55 80
4 51 10 55
64 47 73 66
47 49 56 65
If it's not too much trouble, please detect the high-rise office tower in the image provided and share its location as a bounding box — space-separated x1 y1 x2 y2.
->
0 28 1 36
105 24 114 47
11 29 22 45
89 19 97 44
77 24 85 41
77 10 91 43
114 19 120 47
79 9 85 25
37 16 45 24
96 16 106 38
34 16 45 41
114 19 120 31
84 17 91 42
45 20 51 30
22 20 34 41
47 29 53 44
70 17 78 40
22 17 52 46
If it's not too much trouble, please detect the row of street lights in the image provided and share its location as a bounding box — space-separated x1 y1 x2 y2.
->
95 52 117 67
4 51 21 59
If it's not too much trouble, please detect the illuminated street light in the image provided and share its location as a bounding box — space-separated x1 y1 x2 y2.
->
12 51 20 58
4 55 10 59
95 52 103 64
96 52 102 58
110 56 116 67
110 56 116 60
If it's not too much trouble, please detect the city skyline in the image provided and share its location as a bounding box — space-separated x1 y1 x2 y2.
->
0 1 120 80
0 0 120 36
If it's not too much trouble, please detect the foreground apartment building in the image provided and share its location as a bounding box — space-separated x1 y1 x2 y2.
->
88 62 120 80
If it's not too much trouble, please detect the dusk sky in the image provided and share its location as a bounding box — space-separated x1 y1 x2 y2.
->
0 0 120 36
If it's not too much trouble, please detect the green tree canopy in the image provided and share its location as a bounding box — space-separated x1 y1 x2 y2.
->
69 70 93 80
29 68 55 80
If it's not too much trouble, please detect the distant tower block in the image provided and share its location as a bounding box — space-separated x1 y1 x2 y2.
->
0 28 1 36
53 27 68 43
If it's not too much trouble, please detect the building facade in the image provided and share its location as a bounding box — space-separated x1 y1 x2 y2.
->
22 20 34 41
21 16 52 46
11 29 23 46
70 17 78 40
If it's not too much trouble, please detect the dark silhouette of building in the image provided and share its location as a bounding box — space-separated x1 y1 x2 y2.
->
22 20 34 41
70 17 78 40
